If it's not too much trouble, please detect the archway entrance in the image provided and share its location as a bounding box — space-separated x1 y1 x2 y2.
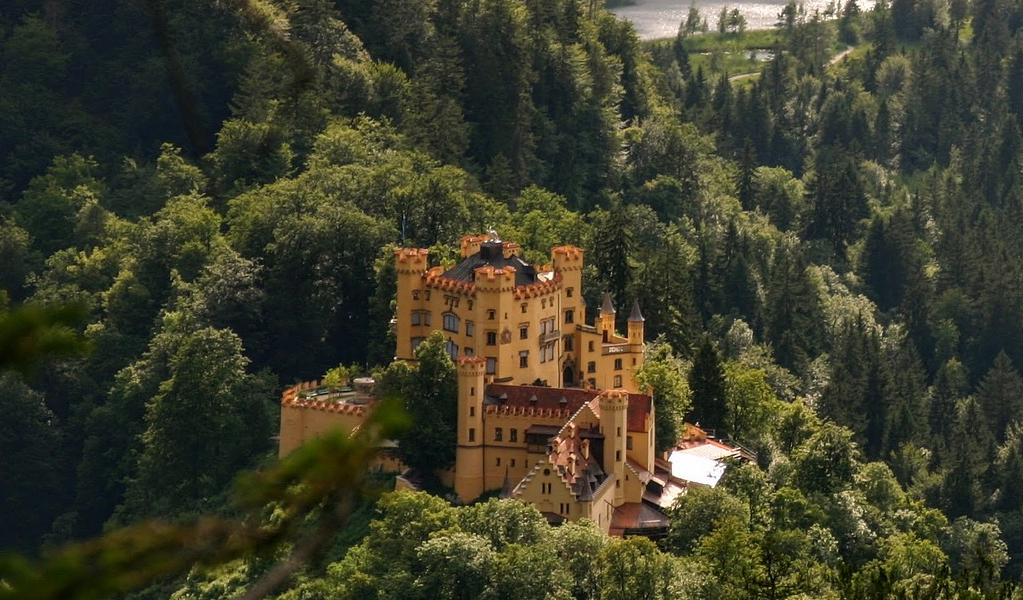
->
563 364 575 386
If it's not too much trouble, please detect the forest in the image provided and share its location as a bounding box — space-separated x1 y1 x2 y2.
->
2 0 1023 596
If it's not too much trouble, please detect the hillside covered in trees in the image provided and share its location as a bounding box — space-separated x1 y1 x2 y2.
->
3 0 1023 596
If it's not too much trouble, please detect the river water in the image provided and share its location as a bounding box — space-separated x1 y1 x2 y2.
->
609 0 869 40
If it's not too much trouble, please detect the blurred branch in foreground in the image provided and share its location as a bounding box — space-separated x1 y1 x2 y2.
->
0 400 409 600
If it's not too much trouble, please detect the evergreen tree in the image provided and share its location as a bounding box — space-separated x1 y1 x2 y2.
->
942 397 996 518
688 336 728 432
976 351 1023 443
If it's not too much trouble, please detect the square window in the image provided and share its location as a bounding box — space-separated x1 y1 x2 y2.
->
614 358 622 370
565 337 573 351
521 303 528 313
565 310 574 324
510 429 518 442
487 309 496 320
466 321 475 336
520 325 529 339
614 375 622 388
486 331 497 345
495 427 503 442
588 341 594 352
519 351 529 368
486 357 496 374
587 361 596 373
412 290 420 300
567 288 574 298
411 311 421 326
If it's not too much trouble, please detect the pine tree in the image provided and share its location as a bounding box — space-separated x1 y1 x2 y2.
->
975 351 1023 443
688 336 728 433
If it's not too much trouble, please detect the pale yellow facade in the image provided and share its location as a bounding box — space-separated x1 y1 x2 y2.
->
394 236 645 392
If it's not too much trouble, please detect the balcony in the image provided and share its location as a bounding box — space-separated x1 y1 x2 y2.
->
539 329 561 344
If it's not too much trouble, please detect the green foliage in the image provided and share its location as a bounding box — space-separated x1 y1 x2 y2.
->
636 338 693 452
377 331 458 476
0 400 408 600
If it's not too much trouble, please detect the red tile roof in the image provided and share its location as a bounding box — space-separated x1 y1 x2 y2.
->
485 384 651 432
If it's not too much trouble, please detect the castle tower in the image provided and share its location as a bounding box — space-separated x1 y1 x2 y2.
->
455 356 487 503
552 246 584 319
394 247 430 360
599 293 616 341
628 300 645 349
599 389 630 506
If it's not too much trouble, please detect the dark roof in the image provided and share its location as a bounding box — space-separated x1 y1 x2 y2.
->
440 241 538 287
600 293 616 315
628 300 645 322
485 384 652 432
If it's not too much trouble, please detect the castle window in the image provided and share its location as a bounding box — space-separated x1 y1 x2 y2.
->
443 313 460 332
466 321 475 336
465 347 474 356
614 358 622 370
494 427 503 442
567 287 574 298
616 450 621 462
627 436 633 450
469 428 475 442
487 309 496 320
470 406 475 416
496 457 501 466
412 337 425 351
565 336 573 351
542 299 546 309
486 331 497 346
486 357 496 374
511 459 516 467
521 303 528 313
471 387 475 397
422 312 431 326
519 324 529 339
613 375 622 388
519 351 529 368
445 339 458 360
587 361 596 373
411 311 421 326
617 427 622 437
467 300 473 310
541 320 548 335
565 310 574 324
588 341 594 352
510 428 518 442
412 290 420 300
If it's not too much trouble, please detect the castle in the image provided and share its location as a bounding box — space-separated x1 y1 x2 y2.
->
279 234 730 535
